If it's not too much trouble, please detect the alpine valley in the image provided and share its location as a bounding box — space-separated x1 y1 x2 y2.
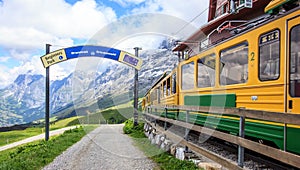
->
0 45 178 127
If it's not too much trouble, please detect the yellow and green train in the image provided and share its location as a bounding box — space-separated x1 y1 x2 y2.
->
142 4 300 155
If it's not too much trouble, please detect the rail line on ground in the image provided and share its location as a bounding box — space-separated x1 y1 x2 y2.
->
144 105 300 169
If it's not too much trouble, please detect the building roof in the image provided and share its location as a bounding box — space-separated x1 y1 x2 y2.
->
173 0 272 52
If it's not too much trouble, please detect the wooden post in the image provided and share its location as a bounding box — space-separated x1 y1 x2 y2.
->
284 123 287 151
238 116 245 167
164 108 168 130
154 108 157 126
185 110 190 152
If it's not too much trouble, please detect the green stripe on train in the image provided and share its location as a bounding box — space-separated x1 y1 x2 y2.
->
175 111 300 154
151 108 300 155
180 93 300 155
184 94 236 107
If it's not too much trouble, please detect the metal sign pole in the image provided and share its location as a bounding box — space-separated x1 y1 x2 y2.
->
133 47 142 126
40 45 143 129
45 44 51 141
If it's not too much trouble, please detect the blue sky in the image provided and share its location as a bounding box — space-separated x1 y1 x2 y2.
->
0 0 209 88
66 0 144 17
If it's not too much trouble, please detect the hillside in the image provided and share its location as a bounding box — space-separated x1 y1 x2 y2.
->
0 47 178 126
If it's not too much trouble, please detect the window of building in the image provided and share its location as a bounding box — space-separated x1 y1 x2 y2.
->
197 54 216 88
289 25 300 97
259 29 280 81
239 0 245 5
215 1 228 18
220 42 248 85
181 62 195 90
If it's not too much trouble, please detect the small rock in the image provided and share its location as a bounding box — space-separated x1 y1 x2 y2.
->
148 132 154 140
189 159 201 165
163 139 172 152
175 147 185 160
198 162 222 170
170 144 177 156
160 141 165 150
155 134 161 145
160 135 165 142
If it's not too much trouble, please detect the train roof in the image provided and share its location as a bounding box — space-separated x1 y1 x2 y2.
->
144 71 170 96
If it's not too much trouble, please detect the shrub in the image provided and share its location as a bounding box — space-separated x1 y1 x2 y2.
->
123 119 134 134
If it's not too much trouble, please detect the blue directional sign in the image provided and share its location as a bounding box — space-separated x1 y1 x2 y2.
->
40 45 143 70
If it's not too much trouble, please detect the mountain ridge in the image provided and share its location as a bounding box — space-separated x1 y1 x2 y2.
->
0 45 178 126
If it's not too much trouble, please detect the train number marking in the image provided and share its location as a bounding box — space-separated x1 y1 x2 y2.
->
250 52 255 61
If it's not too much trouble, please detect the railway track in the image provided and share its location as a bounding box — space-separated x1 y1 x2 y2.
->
204 137 296 170
151 119 300 170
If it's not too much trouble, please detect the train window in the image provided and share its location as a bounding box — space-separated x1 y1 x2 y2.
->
157 87 161 103
259 30 280 81
167 77 171 96
163 81 167 97
289 25 300 97
220 42 249 85
181 62 195 90
172 73 177 94
161 84 163 98
150 89 157 103
197 54 216 88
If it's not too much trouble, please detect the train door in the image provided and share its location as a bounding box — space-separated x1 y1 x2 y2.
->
172 72 178 105
286 15 300 114
157 86 161 104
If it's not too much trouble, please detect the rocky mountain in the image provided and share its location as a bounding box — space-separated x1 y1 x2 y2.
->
0 45 179 127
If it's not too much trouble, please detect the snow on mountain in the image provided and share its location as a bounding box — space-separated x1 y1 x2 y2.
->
0 73 45 125
0 45 178 126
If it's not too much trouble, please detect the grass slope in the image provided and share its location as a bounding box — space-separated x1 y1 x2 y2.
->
68 107 134 125
0 116 82 147
0 125 96 170
0 128 43 147
50 116 83 130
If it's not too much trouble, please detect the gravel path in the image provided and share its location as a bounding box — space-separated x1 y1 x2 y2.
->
43 124 156 170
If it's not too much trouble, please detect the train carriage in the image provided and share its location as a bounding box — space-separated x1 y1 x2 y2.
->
143 0 300 155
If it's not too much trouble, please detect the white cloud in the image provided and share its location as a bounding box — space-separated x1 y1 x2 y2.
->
0 0 117 52
130 0 209 28
9 56 44 76
0 0 118 87
90 13 199 50
8 50 32 62
0 54 79 88
0 0 210 88
0 67 12 88
0 55 43 88
114 34 165 53
0 56 9 62
110 0 146 7
50 59 77 80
